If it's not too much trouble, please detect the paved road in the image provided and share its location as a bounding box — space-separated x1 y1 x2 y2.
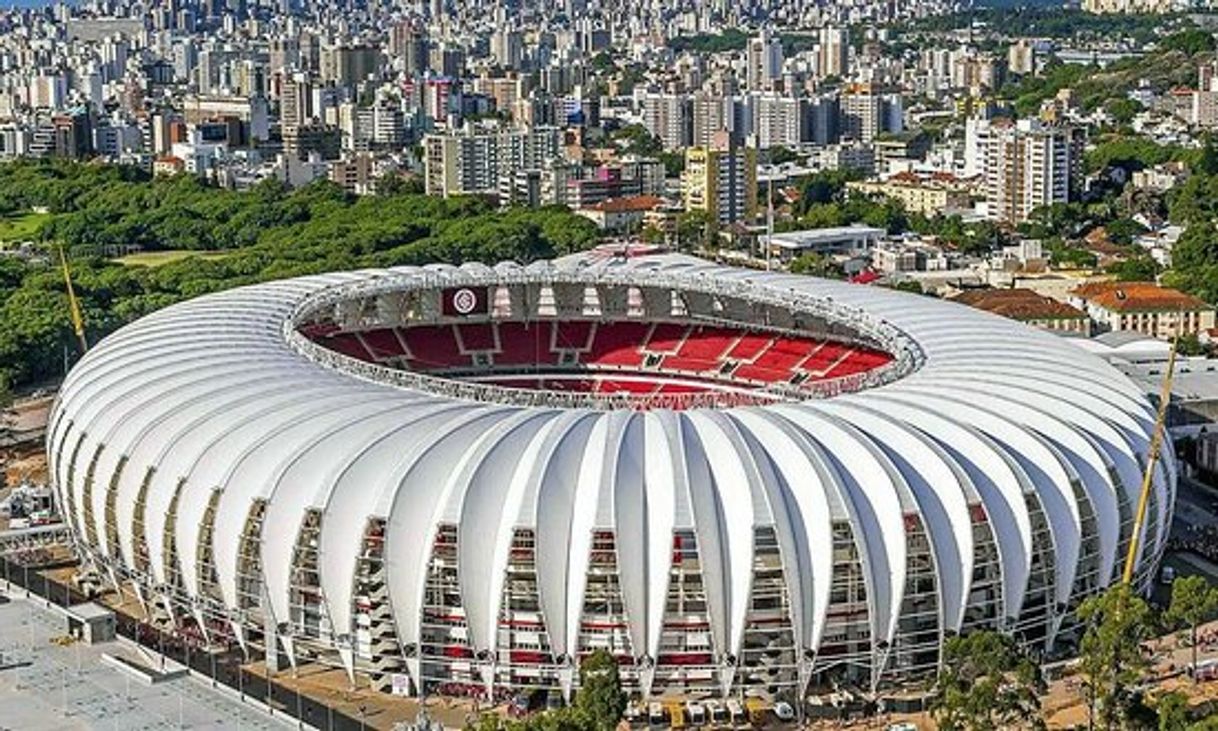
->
0 592 296 730
1172 474 1218 538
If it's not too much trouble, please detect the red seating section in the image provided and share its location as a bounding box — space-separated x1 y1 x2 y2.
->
644 323 688 354
401 326 463 368
306 320 894 390
586 322 649 367
553 321 594 350
496 323 560 367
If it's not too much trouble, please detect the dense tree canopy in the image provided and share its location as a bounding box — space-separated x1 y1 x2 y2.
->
464 650 625 731
1166 575 1218 683
931 631 1045 731
1078 584 1156 731
0 161 602 389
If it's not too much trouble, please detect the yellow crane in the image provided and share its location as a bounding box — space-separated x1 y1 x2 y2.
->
57 242 88 355
1121 325 1180 586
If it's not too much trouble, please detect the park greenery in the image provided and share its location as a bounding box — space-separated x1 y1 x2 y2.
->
0 160 601 390
788 129 1218 304
667 28 750 54
930 631 1045 731
782 169 1012 256
461 579 1218 731
903 7 1188 45
1078 584 1157 730
931 580 1218 731
978 24 1213 120
466 650 626 731
609 125 684 176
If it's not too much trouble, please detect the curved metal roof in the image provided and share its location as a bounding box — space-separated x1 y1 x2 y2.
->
47 254 1174 689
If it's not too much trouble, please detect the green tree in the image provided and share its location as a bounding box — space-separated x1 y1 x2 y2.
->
1155 690 1189 731
1197 142 1218 176
0 160 608 389
1160 29 1217 56
930 631 1045 731
789 251 832 276
890 280 924 295
1163 222 1218 302
0 373 12 444
1177 333 1206 357
611 125 663 157
574 649 626 731
1077 584 1155 731
768 146 801 165
640 224 665 245
1108 254 1159 282
1105 98 1144 126
1105 217 1147 246
675 210 716 252
795 169 856 213
1166 575 1218 681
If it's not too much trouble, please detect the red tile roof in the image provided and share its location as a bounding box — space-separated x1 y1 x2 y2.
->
1071 281 1212 313
954 288 1087 321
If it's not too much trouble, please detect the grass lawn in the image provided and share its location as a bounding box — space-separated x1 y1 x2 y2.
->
0 212 52 243
115 250 233 267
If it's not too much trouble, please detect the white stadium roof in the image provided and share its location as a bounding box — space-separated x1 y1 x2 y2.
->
47 253 1174 693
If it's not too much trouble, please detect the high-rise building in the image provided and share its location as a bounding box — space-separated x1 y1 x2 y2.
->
424 126 562 197
52 110 92 159
642 93 691 150
807 93 841 145
280 72 312 129
1008 40 1036 76
691 90 730 149
329 153 376 194
269 37 299 73
491 29 524 70
682 131 757 225
983 119 1080 225
751 93 804 149
1194 61 1218 128
818 26 848 79
840 83 881 142
746 28 783 91
283 121 341 161
390 19 429 77
320 44 380 87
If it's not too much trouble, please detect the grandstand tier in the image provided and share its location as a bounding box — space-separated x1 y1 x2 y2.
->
307 319 895 396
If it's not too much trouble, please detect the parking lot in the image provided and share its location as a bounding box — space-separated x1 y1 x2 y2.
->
0 591 294 730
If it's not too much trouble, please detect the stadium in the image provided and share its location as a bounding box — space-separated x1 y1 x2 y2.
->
46 252 1174 705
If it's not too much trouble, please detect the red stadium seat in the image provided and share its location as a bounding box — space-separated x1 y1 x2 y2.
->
726 333 774 361
306 318 895 395
676 326 737 361
644 323 689 354
402 325 466 369
586 322 650 367
496 322 558 366
359 329 407 361
321 333 375 362
553 321 595 351
660 356 720 374
456 323 496 352
595 378 661 395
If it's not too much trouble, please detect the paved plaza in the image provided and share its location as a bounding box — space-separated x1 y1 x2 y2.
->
0 591 295 730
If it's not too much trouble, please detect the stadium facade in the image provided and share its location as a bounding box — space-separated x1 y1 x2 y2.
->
47 253 1174 702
